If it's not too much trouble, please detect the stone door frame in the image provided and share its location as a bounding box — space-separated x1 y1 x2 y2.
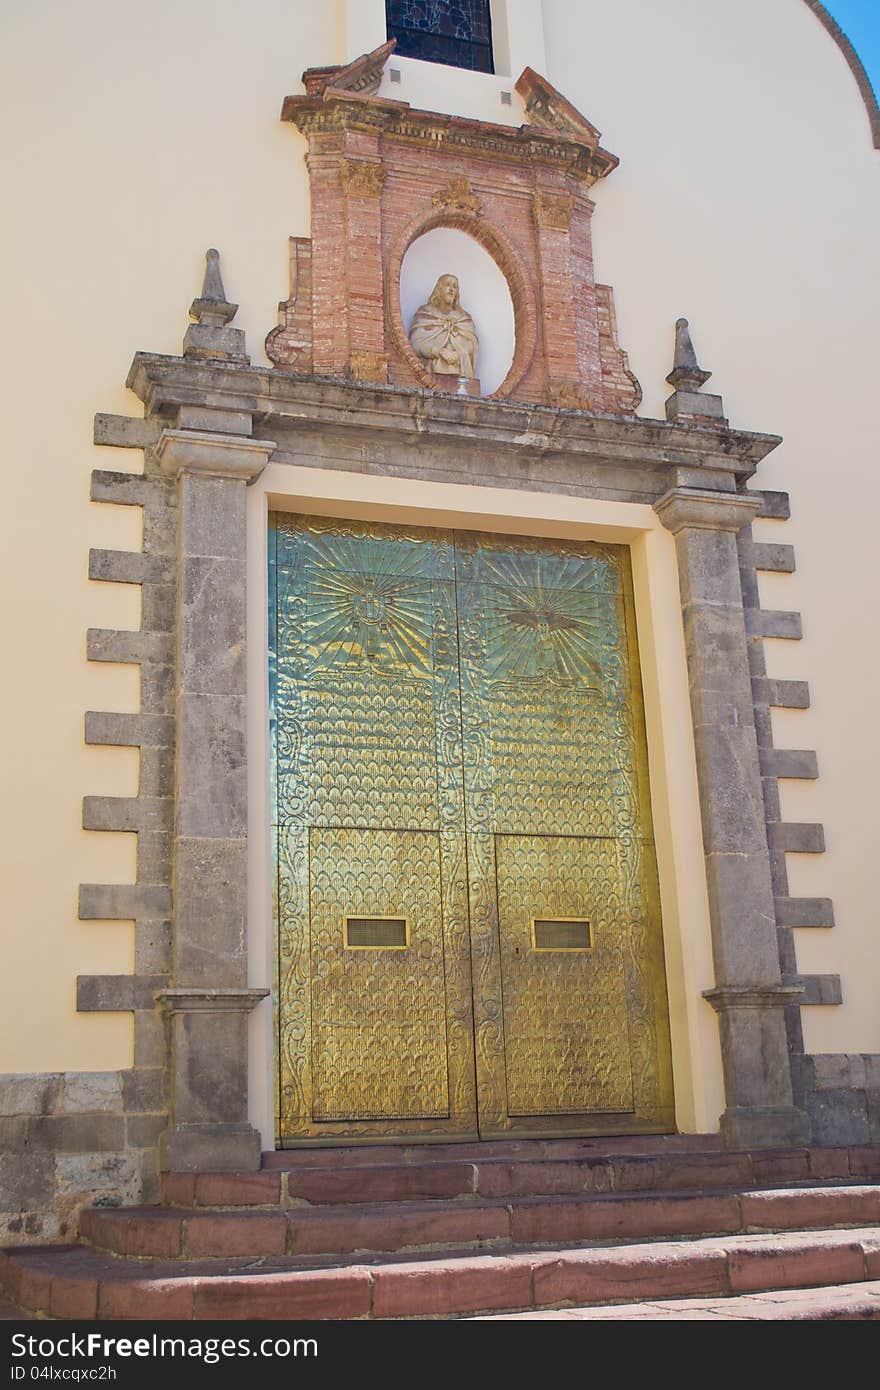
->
83 358 811 1167
252 474 695 1147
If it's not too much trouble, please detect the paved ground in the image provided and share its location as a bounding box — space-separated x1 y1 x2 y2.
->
481 1279 880 1319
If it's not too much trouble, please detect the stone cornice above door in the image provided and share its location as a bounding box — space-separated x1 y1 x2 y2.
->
127 353 781 504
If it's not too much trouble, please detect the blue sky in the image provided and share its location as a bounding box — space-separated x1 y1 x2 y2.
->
825 0 880 89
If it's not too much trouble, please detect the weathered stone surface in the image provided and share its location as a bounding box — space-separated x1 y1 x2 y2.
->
166 1011 249 1126
88 548 165 585
745 609 803 640
775 897 835 928
86 628 173 665
61 1073 123 1114
0 1117 28 1149
796 975 843 1006
179 472 248 562
752 678 810 710
133 918 173 974
138 745 175 798
82 796 172 834
55 1153 141 1204
759 748 819 779
84 711 174 748
182 322 248 361
176 697 247 838
0 1154 54 1209
122 1069 168 1115
90 470 161 509
665 389 726 423
653 487 805 1144
744 541 796 573
0 1075 61 1116
160 1123 263 1174
93 414 160 449
126 1114 168 1149
173 406 253 435
133 1011 168 1069
76 975 164 1013
79 884 172 921
691 735 774 855
809 1054 864 1089
807 1089 869 1147
702 855 781 982
754 490 791 520
156 431 272 482
141 579 176 632
27 1116 125 1153
178 555 247 696
656 489 761 538
769 823 825 854
174 838 248 986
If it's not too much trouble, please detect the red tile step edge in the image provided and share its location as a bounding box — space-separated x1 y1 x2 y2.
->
78 1184 880 1260
162 1145 880 1208
2 1227 879 1321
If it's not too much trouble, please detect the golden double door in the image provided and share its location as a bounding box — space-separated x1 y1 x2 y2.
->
270 513 674 1144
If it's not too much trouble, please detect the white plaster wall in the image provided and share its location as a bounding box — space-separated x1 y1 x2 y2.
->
1 0 877 1071
400 228 515 394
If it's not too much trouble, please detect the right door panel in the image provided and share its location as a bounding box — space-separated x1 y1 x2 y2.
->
454 529 674 1137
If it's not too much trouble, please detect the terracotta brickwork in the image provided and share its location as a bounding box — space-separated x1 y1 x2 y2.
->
267 43 641 414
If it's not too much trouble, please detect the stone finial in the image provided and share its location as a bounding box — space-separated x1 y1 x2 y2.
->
183 249 248 362
664 317 726 426
190 249 237 327
666 318 711 391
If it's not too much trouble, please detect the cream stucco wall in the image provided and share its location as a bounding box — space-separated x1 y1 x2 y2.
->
0 0 877 1075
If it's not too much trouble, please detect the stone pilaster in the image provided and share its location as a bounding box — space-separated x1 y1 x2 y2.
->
654 487 810 1149
155 428 274 1171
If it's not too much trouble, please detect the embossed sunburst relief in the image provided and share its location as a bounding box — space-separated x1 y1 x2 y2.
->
297 528 436 680
270 514 674 1144
480 549 608 689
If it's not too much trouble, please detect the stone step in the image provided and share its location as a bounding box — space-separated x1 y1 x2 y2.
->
260 1132 727 1168
79 1184 880 1260
162 1145 879 1208
480 1280 880 1320
2 1227 879 1320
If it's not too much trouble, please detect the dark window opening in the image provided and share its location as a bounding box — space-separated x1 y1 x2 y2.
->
386 0 495 74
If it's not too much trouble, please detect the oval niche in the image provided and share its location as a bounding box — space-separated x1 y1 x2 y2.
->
399 228 515 396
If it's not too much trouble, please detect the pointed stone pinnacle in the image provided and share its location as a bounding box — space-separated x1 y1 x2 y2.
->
183 248 247 362
189 248 238 328
666 317 712 391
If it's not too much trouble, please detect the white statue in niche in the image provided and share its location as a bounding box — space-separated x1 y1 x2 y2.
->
408 274 479 380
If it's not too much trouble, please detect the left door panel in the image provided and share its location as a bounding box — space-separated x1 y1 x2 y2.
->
270 513 478 1143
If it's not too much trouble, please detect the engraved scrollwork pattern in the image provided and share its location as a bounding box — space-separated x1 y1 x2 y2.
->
270 515 673 1141
271 513 476 1140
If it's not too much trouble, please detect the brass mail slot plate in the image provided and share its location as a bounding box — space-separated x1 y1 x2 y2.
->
531 918 592 951
344 916 410 950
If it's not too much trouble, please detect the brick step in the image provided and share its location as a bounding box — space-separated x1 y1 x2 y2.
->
80 1184 880 1260
163 1146 879 1208
479 1279 880 1321
3 1227 879 1320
